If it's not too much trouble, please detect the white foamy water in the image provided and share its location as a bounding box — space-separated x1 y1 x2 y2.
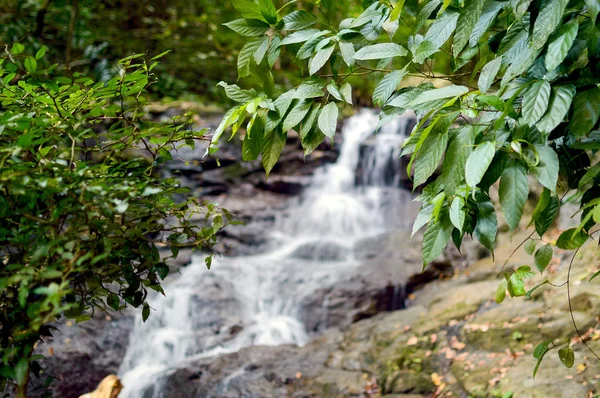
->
118 109 416 397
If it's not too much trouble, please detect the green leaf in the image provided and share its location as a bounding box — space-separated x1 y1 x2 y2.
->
469 0 504 47
531 0 568 51
545 20 578 71
534 244 553 273
224 18 270 36
300 103 321 139
534 145 559 192
262 127 287 177
535 195 559 236
107 293 120 311
424 10 459 50
441 126 474 194
11 42 24 55
501 40 538 87
268 36 281 68
281 29 320 45
499 161 529 230
415 0 441 32
465 141 496 187
594 203 600 224
258 0 277 23
537 85 576 134
525 240 536 255
372 68 408 107
510 0 532 18
413 204 434 237
533 340 552 378
142 302 150 322
283 10 317 30
318 102 338 140
579 163 600 188
412 40 437 64
233 0 268 22
35 46 47 60
309 44 336 75
569 88 600 138
390 0 407 21
238 38 264 78
340 83 353 105
327 82 343 102
422 210 453 266
410 85 469 106
354 43 408 60
217 82 257 103
474 199 497 251
283 100 312 132
242 115 265 161
478 57 502 94
339 42 356 67
496 279 507 303
454 0 485 57
450 196 466 232
301 127 325 157
522 80 551 126
293 79 326 99
413 126 449 186
254 36 269 64
556 228 589 250
508 272 526 297
558 347 575 368
585 0 600 22
24 57 37 73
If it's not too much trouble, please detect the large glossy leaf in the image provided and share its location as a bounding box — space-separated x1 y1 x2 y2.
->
242 115 264 161
422 210 453 266
309 44 335 75
537 85 576 134
262 127 287 177
424 10 459 50
224 18 270 36
282 100 312 132
318 102 338 139
469 0 504 47
499 161 529 230
441 126 474 194
409 85 469 106
372 67 408 107
534 145 559 192
478 57 502 93
454 0 485 57
283 11 317 31
569 87 600 137
522 80 551 126
465 141 496 187
413 126 450 186
545 20 578 71
238 38 264 78
531 0 568 50
354 43 408 60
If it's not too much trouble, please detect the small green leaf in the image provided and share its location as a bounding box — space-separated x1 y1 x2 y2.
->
410 85 469 106
537 85 576 134
556 228 589 250
24 57 37 73
11 42 24 55
533 340 552 378
354 43 408 60
238 38 265 78
413 126 450 186
585 0 599 22
424 10 459 51
283 10 317 31
534 244 553 273
422 211 453 266
441 126 474 194
469 0 504 47
508 272 526 297
318 102 338 140
142 302 150 322
339 42 356 67
242 115 265 161
453 0 485 57
474 199 497 252
283 100 312 132
262 127 287 177
340 83 352 105
524 240 536 255
107 293 120 311
496 279 507 303
522 80 551 126
579 163 600 189
558 347 575 368
450 196 466 232
281 29 320 45
309 44 336 75
531 0 568 51
35 46 46 60
535 195 559 236
465 141 496 187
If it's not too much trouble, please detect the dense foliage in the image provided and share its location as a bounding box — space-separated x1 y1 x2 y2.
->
218 0 600 375
0 49 227 396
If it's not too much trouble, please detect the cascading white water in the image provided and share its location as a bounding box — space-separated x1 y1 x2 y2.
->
118 109 415 397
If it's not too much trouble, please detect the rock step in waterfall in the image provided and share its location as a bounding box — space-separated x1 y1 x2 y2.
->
118 109 417 398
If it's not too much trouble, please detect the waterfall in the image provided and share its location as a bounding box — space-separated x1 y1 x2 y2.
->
118 109 416 397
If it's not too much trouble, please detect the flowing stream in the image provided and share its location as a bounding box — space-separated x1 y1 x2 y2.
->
118 109 416 397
